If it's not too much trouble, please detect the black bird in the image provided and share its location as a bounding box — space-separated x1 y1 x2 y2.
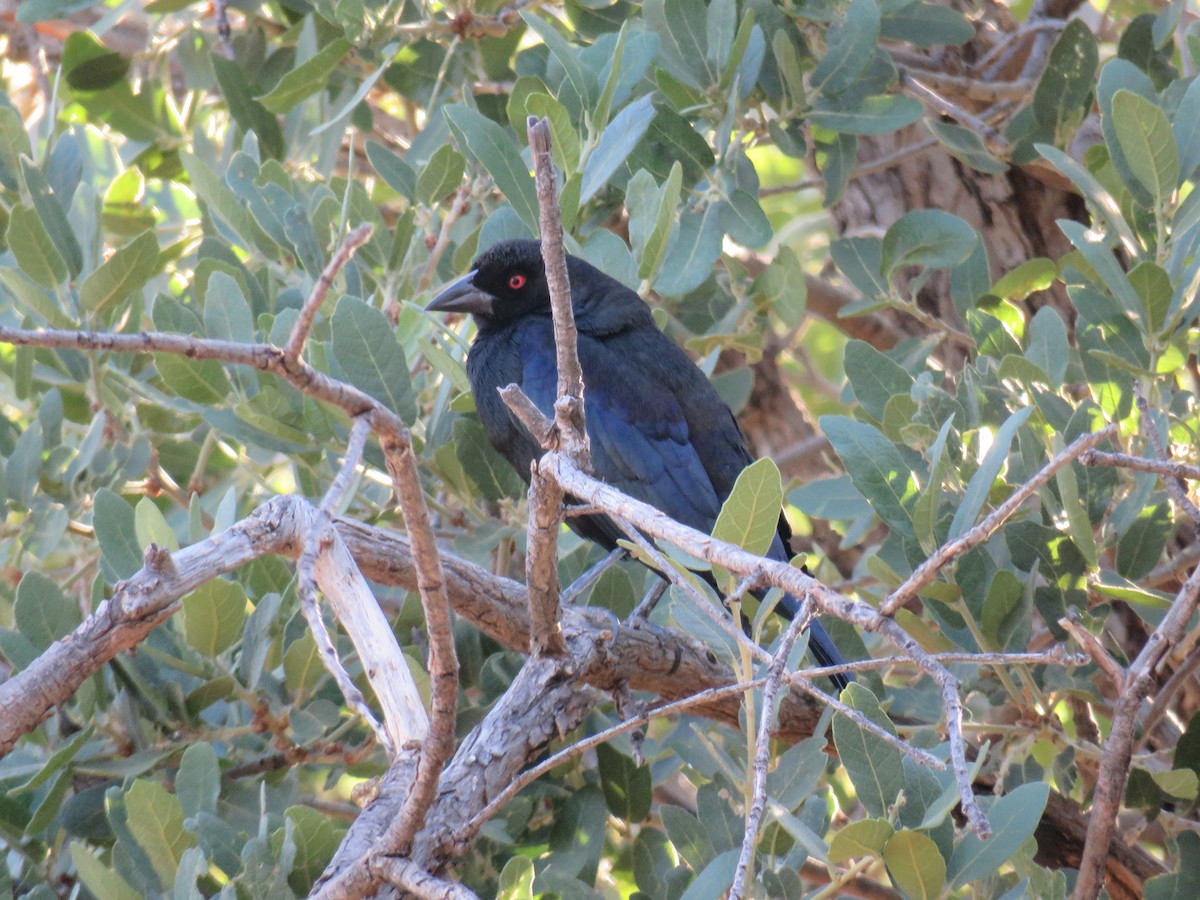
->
428 239 850 690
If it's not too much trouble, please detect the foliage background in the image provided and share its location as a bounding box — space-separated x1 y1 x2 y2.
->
1 0 1200 896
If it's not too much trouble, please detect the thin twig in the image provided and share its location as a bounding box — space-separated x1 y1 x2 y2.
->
547 457 971 794
1059 612 1126 689
881 424 1117 617
1081 449 1200 482
898 68 1010 156
561 548 627 605
376 419 461 853
284 223 373 365
1135 391 1200 528
732 611 811 900
528 116 588 461
1074 562 1200 899
463 677 770 835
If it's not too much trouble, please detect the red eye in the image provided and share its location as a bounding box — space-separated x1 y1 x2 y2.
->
508 274 526 290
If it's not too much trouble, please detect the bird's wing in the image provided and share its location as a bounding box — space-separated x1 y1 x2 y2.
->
517 324 724 534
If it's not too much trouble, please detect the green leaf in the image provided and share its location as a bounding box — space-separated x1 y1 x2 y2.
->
750 245 806 327
124 779 196 888
182 578 247 657
1057 219 1143 318
581 94 655 203
844 341 914 422
257 38 351 114
1144 829 1200 900
521 13 597 108
1109 90 1179 206
654 204 722 297
643 0 707 89
497 856 535 899
883 830 947 899
1026 306 1068 389
156 353 232 404
881 210 977 277
1127 260 1171 333
366 141 416 200
880 2 973 47
416 144 465 206
203 272 254 343
661 804 716 871
832 682 905 817
134 497 178 553
948 781 1049 887
1174 76 1200 183
20 158 83 277
718 189 772 249
80 230 159 314
808 95 924 135
453 417 525 502
1032 20 1098 140
180 151 261 251
810 0 880 96
627 164 681 282
926 120 1008 175
993 258 1058 302
444 105 539 234
94 489 143 580
596 743 651 823
283 805 347 895
525 93 580 174
14 571 81 652
828 818 893 861
1117 501 1172 581
211 56 284 160
831 236 887 299
1035 143 1139 253
712 458 783 559
821 416 917 539
176 743 219 820
284 631 323 695
70 842 139 900
330 296 417 424
7 204 68 289
948 406 1033 540
706 0 736 72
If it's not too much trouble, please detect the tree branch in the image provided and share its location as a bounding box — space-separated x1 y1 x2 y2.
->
881 424 1117 616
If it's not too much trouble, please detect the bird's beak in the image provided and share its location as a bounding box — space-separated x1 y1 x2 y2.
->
426 270 493 316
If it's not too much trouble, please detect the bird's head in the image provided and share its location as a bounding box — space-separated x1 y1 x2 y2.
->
426 239 550 325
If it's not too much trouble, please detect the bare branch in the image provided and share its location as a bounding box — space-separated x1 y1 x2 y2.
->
372 857 478 900
284 223 373 365
376 420 461 853
1135 390 1200 528
1059 612 1125 689
542 452 990 833
528 115 587 459
498 383 555 447
1080 449 1200 482
881 424 1117 616
525 462 569 657
463 677 769 839
1074 554 1200 898
732 611 811 900
0 498 294 756
898 68 1009 155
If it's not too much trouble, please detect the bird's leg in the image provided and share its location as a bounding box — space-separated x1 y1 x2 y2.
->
561 547 628 606
628 579 670 624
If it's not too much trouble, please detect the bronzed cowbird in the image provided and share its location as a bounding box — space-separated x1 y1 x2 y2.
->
429 239 850 689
